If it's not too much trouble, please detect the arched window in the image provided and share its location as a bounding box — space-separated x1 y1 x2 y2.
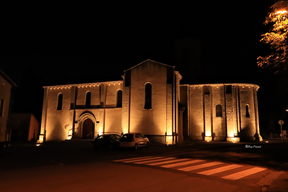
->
246 104 250 117
144 83 152 109
216 104 222 117
116 90 122 107
57 93 63 110
85 92 91 108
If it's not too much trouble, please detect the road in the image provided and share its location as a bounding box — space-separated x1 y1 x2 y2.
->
0 140 287 192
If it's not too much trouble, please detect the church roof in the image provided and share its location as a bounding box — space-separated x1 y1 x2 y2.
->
187 83 260 89
124 59 174 72
0 69 17 87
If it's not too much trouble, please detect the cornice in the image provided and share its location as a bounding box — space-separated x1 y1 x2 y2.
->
43 80 123 90
189 83 260 90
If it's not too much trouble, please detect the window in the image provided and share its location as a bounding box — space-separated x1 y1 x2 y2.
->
246 104 250 117
85 92 91 108
216 105 222 117
0 99 4 117
136 133 143 138
144 83 152 109
116 90 122 107
57 94 63 110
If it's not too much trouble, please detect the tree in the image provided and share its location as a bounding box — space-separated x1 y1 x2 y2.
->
257 0 288 73
258 0 288 120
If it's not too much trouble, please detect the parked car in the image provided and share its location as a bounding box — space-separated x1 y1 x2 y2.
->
119 133 150 149
94 134 121 149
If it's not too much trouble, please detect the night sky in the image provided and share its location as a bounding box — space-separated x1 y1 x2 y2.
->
1 1 287 137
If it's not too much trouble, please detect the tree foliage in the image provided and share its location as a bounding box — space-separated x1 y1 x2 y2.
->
257 0 288 73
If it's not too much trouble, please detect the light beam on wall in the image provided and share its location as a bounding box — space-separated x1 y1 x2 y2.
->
205 131 211 137
67 129 72 140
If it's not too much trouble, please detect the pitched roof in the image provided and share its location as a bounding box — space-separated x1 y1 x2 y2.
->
0 69 17 87
124 59 174 72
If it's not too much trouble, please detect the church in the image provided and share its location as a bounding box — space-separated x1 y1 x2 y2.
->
38 59 262 144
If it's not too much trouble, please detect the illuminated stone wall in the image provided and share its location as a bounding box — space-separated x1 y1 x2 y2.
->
45 87 71 141
39 60 261 143
187 86 204 140
187 84 262 142
127 61 168 135
211 86 226 140
122 60 179 144
40 81 123 142
76 85 100 107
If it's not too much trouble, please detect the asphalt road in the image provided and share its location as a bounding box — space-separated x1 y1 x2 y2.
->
0 140 288 192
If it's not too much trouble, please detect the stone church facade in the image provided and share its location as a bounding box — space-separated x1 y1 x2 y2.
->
39 59 262 144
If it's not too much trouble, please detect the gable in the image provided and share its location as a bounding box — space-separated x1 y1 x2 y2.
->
124 59 174 72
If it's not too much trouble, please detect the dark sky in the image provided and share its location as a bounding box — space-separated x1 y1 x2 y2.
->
2 1 274 85
3 1 288 135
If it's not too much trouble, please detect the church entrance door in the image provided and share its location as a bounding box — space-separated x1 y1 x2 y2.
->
82 119 94 139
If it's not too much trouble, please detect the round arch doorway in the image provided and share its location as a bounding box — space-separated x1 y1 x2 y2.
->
82 119 94 139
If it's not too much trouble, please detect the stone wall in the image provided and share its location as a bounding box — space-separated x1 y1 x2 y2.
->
128 60 168 135
39 60 262 143
188 83 261 141
42 81 123 141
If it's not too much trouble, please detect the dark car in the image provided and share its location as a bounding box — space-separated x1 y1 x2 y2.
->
94 134 121 149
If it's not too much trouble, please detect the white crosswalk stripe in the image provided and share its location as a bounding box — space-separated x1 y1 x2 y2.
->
133 157 175 164
113 156 153 162
198 164 243 175
147 158 190 166
119 156 164 163
178 162 223 171
161 159 205 168
113 156 267 180
222 167 267 180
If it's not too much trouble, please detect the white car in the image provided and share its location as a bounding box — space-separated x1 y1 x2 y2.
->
119 133 150 149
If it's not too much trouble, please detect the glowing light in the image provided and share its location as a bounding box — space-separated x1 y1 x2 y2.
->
37 135 44 143
276 10 288 14
265 141 269 143
205 131 211 137
36 144 41 147
67 129 72 140
227 137 240 143
228 128 238 138
286 109 288 112
122 128 128 134
205 136 212 142
166 136 173 145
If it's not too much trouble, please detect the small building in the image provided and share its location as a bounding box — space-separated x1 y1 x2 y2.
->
7 113 39 141
0 69 17 154
38 59 262 144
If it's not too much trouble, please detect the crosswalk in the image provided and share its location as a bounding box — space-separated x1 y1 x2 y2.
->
113 156 267 181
